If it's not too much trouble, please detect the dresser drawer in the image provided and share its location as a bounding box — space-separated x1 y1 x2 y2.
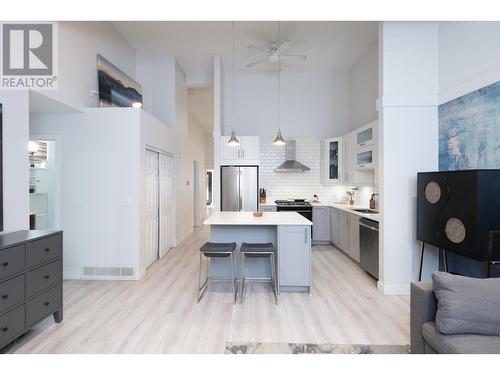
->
0 275 25 314
0 305 25 348
27 260 61 297
27 285 60 326
26 235 62 268
0 245 26 281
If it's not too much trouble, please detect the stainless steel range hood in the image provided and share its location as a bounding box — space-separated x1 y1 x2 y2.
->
274 140 311 172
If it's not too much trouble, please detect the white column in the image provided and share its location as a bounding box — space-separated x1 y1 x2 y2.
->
378 22 440 295
212 54 225 212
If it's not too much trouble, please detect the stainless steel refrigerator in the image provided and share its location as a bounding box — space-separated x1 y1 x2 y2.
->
221 166 258 212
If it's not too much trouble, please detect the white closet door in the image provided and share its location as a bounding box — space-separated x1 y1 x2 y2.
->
145 150 159 268
159 153 174 258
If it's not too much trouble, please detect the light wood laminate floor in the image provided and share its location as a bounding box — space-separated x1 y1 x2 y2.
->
6 226 409 354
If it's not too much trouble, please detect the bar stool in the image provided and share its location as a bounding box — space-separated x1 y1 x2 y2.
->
198 242 237 303
240 242 278 304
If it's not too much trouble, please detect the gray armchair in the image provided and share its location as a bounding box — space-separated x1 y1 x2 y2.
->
410 282 500 354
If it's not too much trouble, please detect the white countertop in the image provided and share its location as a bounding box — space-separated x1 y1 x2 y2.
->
204 211 313 226
311 202 380 222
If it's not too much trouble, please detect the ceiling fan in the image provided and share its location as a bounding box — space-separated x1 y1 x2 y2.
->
246 38 307 68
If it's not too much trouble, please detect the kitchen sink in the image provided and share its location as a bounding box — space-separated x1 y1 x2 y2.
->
351 208 379 214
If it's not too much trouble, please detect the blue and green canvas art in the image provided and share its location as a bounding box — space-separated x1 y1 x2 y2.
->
438 80 500 277
439 80 500 171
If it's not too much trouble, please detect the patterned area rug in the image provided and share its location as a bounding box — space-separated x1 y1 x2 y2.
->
225 342 410 354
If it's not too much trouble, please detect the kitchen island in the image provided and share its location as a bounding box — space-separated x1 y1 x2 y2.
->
203 211 313 293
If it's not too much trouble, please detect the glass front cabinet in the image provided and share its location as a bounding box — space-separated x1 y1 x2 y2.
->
320 137 343 184
354 120 377 148
355 145 376 170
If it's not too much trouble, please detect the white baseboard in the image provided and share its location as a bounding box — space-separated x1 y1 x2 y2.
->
377 280 410 296
63 270 81 280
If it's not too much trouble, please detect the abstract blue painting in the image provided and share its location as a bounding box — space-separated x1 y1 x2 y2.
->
438 80 500 278
439 80 500 171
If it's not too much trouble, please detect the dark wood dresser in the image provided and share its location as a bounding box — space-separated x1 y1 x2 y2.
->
0 230 63 349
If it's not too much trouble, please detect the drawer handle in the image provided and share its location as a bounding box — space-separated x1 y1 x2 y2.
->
1 327 7 332
2 262 8 267
44 275 50 279
1 294 7 300
44 302 50 306
45 248 50 252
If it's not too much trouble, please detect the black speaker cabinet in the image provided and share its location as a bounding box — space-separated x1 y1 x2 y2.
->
417 170 500 262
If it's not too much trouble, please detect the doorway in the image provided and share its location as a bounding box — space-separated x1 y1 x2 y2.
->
28 139 60 230
193 161 201 227
145 149 175 269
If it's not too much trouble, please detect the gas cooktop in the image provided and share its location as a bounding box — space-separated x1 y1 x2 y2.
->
274 199 312 207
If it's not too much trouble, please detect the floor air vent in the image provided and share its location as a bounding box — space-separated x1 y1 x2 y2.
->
82 266 136 280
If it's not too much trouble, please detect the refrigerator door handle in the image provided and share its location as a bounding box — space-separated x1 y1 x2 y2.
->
239 196 242 212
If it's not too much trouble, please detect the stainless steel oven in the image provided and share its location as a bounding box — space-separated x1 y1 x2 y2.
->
275 199 313 236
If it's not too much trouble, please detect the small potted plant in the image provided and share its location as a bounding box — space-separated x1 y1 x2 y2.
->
346 187 358 206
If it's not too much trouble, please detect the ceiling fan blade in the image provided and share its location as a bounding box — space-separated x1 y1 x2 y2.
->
247 45 269 55
277 39 291 53
280 54 307 60
246 59 266 68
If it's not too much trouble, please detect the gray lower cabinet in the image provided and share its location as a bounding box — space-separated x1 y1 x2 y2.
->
349 215 360 262
330 207 340 247
278 225 311 291
330 207 361 263
0 230 63 349
312 206 330 243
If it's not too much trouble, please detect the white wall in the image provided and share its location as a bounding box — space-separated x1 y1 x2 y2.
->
0 91 30 233
349 42 379 131
378 22 439 295
31 108 177 279
439 22 500 103
30 109 141 278
0 22 137 234
41 22 137 110
223 70 350 138
136 54 176 127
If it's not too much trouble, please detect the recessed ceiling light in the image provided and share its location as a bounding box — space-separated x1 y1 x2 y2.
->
132 102 142 108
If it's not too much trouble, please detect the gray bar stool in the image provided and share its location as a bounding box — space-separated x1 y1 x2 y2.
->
198 242 237 303
240 242 278 304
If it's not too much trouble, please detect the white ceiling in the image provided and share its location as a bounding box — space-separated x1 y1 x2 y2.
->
113 21 378 84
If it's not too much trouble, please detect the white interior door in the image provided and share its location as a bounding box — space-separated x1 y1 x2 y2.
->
145 150 159 268
159 153 174 258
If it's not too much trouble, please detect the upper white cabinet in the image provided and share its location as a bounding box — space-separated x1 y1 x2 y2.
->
320 137 343 184
342 120 378 184
354 121 377 148
220 136 260 165
221 137 239 161
355 145 376 170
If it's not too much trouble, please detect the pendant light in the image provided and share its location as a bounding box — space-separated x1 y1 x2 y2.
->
273 21 286 146
228 130 239 145
227 22 240 146
273 129 286 146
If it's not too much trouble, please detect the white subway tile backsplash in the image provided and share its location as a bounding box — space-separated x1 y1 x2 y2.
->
259 137 376 207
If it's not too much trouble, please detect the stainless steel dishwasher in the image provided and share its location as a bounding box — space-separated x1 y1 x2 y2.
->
359 218 379 279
